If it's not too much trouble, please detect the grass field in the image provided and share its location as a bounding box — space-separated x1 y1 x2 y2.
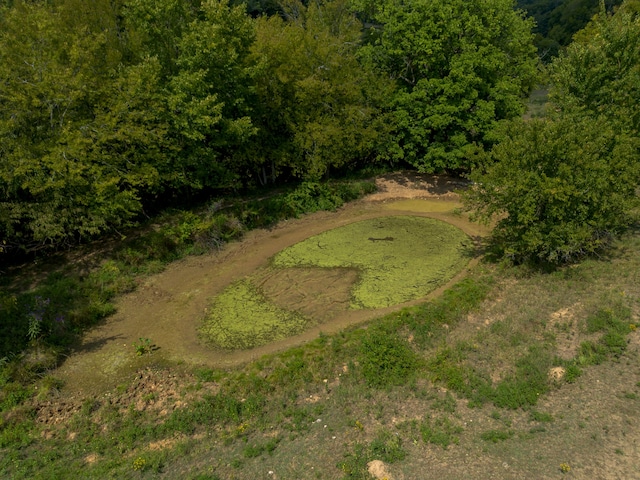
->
1 228 638 479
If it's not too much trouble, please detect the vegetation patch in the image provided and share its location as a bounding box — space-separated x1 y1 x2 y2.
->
198 216 471 351
359 326 420 388
273 216 472 309
338 429 407 478
199 281 310 350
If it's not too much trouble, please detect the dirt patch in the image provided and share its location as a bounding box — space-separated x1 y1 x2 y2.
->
368 459 394 480
547 303 584 360
53 173 487 395
261 267 358 322
368 171 467 201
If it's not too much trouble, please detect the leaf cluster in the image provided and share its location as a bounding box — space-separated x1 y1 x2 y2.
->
465 6 640 265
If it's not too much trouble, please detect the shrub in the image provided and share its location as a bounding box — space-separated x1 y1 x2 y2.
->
465 116 640 265
359 327 419 388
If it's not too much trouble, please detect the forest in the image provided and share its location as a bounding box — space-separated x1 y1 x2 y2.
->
1 0 638 265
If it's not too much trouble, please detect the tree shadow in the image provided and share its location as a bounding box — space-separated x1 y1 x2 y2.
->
375 170 470 196
66 333 125 356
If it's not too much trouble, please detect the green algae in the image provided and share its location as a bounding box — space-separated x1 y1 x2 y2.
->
199 280 310 350
273 216 471 309
200 216 472 351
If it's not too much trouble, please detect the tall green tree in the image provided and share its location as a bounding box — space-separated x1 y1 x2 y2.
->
356 0 538 173
165 0 257 190
549 4 640 133
249 0 394 182
123 0 202 76
516 0 623 59
465 1 640 265
0 1 170 251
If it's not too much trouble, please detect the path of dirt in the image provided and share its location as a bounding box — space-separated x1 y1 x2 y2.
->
55 173 488 394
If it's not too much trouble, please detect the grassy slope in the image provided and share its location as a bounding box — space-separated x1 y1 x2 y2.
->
1 228 638 479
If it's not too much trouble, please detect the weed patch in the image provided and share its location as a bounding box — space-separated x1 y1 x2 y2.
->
338 429 406 479
480 429 514 443
420 416 463 449
359 326 419 388
492 345 553 409
242 437 280 458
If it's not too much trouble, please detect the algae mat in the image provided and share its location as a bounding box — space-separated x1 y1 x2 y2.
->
200 216 471 350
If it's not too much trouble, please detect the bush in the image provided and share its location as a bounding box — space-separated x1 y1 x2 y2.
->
359 326 419 388
465 116 640 265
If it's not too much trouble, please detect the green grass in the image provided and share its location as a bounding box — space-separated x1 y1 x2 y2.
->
480 429 514 443
359 325 420 388
420 416 464 449
338 429 407 479
1 187 639 479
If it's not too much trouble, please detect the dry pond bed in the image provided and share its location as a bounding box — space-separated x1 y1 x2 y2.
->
55 173 484 394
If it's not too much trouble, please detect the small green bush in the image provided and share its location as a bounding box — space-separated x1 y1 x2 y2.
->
480 429 514 443
359 327 419 388
337 443 370 479
529 410 554 422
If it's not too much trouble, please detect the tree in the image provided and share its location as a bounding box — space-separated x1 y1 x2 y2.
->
357 0 538 172
516 0 623 60
122 0 202 77
549 4 640 133
248 0 394 182
164 0 257 190
0 1 171 251
464 116 639 264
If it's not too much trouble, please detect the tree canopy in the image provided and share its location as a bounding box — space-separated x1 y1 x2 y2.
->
464 3 640 265
465 116 639 264
357 0 538 172
0 0 539 254
516 0 623 59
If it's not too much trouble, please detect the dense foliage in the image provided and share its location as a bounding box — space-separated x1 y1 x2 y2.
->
516 0 623 59
357 0 538 172
465 116 639 264
0 0 537 254
549 4 640 131
465 4 640 264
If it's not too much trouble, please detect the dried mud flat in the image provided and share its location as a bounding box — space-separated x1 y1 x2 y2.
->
54 172 483 394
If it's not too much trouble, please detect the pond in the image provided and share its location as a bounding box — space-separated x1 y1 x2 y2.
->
199 216 472 350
